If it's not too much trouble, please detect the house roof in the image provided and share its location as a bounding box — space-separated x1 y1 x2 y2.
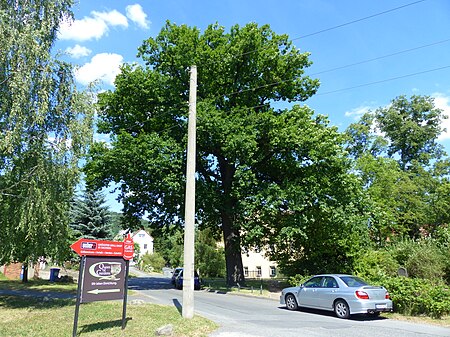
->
132 229 153 239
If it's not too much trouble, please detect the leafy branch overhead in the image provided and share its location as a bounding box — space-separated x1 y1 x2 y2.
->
86 21 366 284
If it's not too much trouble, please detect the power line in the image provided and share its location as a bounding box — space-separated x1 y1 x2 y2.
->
292 0 427 41
198 64 450 112
237 0 427 58
316 65 450 96
311 38 450 76
219 38 450 98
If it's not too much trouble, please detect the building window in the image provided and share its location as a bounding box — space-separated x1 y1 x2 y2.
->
138 233 145 237
143 244 147 250
243 267 248 277
270 266 276 277
256 266 262 277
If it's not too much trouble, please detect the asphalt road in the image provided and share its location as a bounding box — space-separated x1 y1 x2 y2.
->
127 271 450 337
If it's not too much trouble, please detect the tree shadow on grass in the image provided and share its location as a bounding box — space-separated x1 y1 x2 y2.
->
78 317 132 334
0 295 74 309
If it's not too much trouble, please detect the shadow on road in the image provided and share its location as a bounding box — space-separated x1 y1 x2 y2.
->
128 276 174 291
277 306 388 321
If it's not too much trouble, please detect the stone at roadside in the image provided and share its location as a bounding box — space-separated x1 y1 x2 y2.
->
155 324 174 336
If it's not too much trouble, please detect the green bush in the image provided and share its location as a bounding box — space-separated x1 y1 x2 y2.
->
353 249 399 281
288 274 313 286
387 239 447 282
431 225 450 284
405 242 446 281
140 252 166 272
382 277 450 319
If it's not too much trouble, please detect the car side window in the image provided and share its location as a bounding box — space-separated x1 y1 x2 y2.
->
303 277 323 288
323 276 338 288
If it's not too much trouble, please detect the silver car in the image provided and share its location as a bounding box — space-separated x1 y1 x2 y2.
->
280 274 393 319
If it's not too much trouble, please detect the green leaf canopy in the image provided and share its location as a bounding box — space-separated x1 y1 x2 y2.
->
86 21 366 283
0 0 94 268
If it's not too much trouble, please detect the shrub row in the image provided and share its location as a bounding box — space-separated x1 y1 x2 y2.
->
381 277 450 319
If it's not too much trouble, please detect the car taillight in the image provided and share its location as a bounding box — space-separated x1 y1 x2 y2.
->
355 290 369 299
385 292 390 299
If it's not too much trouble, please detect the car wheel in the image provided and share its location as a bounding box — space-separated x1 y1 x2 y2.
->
285 294 298 311
334 300 350 319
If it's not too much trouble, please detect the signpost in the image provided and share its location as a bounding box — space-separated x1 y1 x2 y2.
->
71 235 134 337
70 238 124 257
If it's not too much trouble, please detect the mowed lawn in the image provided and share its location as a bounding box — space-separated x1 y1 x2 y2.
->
0 278 218 337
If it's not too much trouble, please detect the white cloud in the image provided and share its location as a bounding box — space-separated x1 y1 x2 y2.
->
75 53 124 86
344 105 372 120
126 4 150 29
433 93 450 141
58 10 128 42
65 44 92 58
92 9 128 28
59 16 108 41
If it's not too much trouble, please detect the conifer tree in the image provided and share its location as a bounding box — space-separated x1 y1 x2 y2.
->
70 189 113 240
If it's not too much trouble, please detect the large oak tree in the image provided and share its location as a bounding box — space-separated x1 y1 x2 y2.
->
86 22 367 283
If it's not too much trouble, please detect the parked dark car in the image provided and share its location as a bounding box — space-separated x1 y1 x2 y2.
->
171 267 183 286
280 274 393 319
175 269 201 290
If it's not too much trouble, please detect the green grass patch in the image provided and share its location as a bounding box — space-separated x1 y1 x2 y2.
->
202 278 288 298
0 296 218 336
383 312 450 327
0 278 77 293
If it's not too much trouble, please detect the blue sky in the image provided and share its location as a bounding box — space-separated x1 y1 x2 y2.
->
55 0 450 211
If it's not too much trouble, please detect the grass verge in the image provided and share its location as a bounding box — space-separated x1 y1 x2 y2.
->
0 277 218 336
383 312 450 327
202 278 288 298
0 295 218 337
0 278 77 293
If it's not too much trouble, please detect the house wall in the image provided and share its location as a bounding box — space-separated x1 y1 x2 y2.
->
132 230 154 257
2 263 22 280
241 250 278 279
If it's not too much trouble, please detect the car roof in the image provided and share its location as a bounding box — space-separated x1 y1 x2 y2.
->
312 274 354 277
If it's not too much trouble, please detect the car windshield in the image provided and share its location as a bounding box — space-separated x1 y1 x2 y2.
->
339 276 368 287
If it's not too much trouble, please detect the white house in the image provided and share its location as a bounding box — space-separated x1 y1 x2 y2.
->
242 249 278 279
132 229 154 257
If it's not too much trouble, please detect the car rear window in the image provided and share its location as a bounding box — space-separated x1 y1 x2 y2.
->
339 276 368 287
178 270 199 277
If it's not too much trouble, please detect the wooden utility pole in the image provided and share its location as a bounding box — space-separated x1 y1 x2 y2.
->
182 65 197 319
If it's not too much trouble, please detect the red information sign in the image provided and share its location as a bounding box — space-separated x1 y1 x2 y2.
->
123 234 134 260
71 237 134 260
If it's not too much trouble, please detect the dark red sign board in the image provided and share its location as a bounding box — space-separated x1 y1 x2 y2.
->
71 234 134 260
81 256 126 303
